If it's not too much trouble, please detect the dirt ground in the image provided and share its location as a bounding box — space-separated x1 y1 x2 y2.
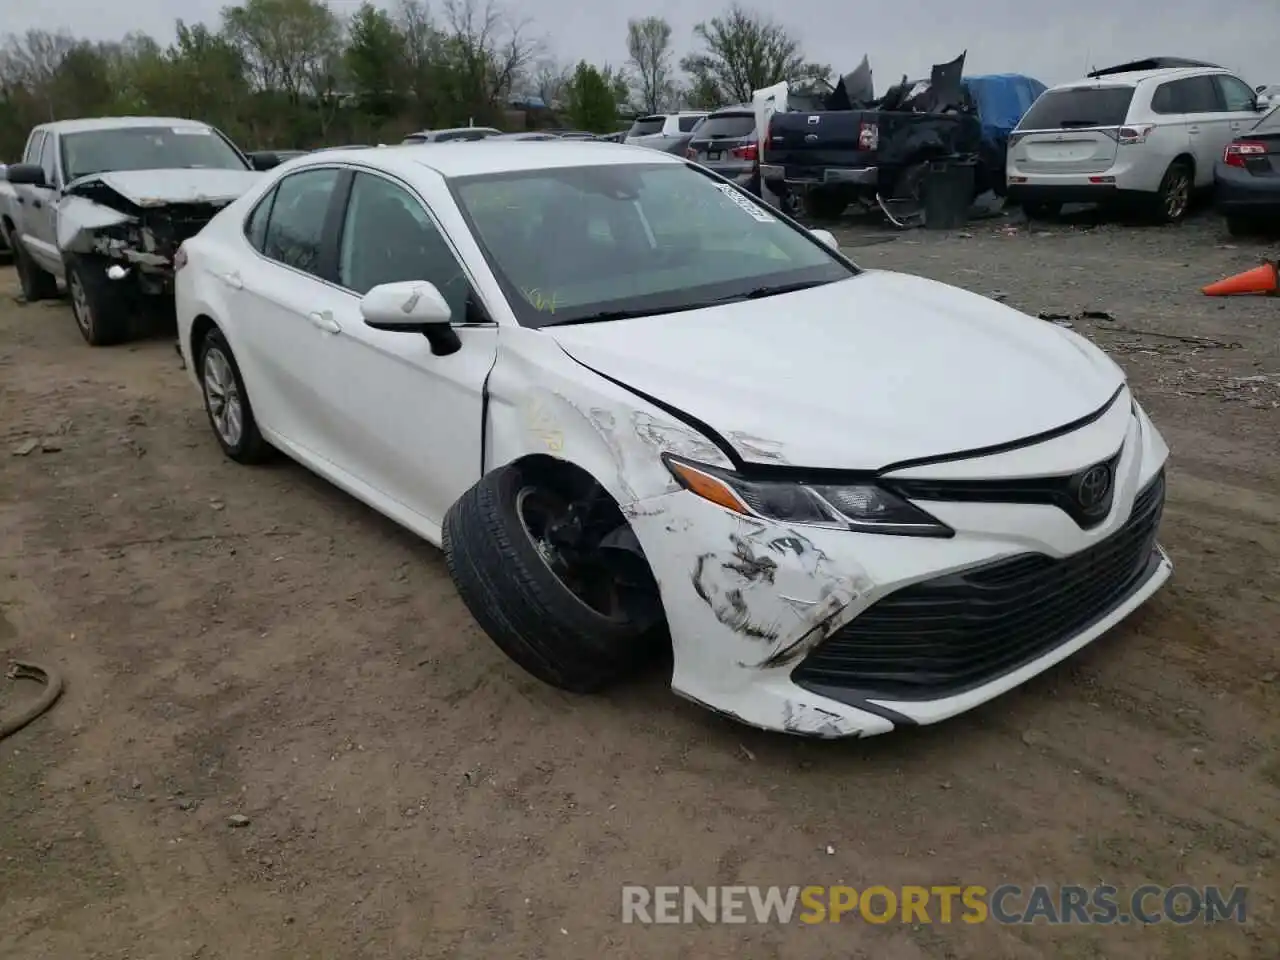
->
1 207 1278 959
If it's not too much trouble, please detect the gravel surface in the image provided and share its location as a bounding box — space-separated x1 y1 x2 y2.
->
1 207 1277 959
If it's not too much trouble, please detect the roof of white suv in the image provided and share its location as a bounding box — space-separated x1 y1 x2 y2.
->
1053 67 1230 91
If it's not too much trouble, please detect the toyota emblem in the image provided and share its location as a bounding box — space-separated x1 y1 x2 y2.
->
1076 464 1112 510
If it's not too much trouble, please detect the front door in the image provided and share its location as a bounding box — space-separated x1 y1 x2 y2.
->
311 169 497 530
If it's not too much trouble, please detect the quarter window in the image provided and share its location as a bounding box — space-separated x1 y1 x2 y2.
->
244 188 275 252
1215 75 1257 112
261 168 341 276
337 172 471 320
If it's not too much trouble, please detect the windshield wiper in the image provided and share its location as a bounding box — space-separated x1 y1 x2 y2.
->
542 303 719 327
723 279 832 302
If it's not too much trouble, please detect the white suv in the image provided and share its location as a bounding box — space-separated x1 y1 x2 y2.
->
1007 58 1267 222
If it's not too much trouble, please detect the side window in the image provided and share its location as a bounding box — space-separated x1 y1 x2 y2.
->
1151 82 1180 115
261 168 341 276
244 187 276 252
37 135 58 185
337 172 471 320
1177 76 1221 114
678 115 701 133
22 132 44 166
1215 75 1257 112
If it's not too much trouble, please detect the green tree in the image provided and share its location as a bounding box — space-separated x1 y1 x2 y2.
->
680 4 829 106
220 0 342 101
625 17 672 114
345 2 407 119
565 61 616 133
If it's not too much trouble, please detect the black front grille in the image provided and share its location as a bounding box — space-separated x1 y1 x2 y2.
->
792 471 1166 701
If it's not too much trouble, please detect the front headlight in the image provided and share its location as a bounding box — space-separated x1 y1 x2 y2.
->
663 456 953 538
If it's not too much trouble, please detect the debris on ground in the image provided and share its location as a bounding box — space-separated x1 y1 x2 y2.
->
12 438 38 456
227 814 251 828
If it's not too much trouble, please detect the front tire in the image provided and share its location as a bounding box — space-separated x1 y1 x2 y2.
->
196 327 270 464
65 256 132 345
443 464 664 693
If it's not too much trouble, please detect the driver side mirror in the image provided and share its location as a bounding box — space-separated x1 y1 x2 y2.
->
5 163 48 187
248 151 283 171
810 227 840 251
360 280 461 356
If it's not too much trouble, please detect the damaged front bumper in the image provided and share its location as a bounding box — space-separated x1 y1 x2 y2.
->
624 404 1172 738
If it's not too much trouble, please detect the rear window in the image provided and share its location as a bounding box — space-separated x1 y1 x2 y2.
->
628 117 665 137
697 113 756 139
1018 86 1135 130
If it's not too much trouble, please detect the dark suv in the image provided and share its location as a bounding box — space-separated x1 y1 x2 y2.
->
683 106 758 189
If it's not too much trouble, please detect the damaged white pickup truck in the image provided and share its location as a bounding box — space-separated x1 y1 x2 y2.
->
0 116 268 345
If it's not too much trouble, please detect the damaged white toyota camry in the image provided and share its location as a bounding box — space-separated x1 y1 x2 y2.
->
174 142 1172 738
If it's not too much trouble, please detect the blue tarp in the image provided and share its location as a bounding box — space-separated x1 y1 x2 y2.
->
963 74 1047 143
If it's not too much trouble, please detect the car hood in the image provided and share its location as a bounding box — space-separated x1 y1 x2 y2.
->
544 270 1125 471
67 168 263 208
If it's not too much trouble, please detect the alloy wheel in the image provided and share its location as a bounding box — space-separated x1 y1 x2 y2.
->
202 346 244 447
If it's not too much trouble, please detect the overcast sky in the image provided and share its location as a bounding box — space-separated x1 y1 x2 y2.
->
5 0 1277 91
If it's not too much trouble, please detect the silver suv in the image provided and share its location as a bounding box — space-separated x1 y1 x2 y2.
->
1007 58 1267 222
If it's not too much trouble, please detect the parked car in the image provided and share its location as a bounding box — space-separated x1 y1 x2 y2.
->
684 104 759 189
624 112 708 152
0 163 9 260
1214 105 1280 235
1007 57 1268 222
173 141 1172 738
402 127 501 144
0 116 269 344
489 132 562 141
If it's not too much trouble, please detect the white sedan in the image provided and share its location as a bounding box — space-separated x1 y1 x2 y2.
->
174 142 1173 738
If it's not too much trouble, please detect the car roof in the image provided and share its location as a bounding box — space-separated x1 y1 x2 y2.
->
1047 66 1230 91
37 116 213 135
290 140 682 179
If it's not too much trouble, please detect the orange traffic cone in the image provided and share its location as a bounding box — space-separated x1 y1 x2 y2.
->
1201 262 1278 296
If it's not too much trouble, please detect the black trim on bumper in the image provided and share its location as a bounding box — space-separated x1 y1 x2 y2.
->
792 470 1166 704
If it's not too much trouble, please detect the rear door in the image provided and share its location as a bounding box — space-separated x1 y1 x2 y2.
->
1177 75 1229 184
1009 84 1134 174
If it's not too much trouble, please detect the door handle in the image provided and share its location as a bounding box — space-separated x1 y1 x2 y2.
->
32 199 42 209
307 311 341 334
218 271 244 290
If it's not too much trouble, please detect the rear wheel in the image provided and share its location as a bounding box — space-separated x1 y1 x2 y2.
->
14 243 59 302
1226 215 1259 238
804 187 851 220
443 463 665 693
1022 201 1062 220
196 327 271 464
1151 161 1193 223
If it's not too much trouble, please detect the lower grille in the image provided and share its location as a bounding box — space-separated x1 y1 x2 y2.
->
792 471 1166 701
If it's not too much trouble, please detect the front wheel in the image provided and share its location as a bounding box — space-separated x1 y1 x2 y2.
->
14 243 59 302
443 464 665 693
65 256 132 345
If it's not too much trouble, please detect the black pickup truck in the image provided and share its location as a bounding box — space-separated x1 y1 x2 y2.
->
759 54 984 221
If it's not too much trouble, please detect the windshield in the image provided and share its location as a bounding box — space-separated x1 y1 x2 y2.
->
60 126 248 181
1017 86 1134 129
451 162 856 328
628 117 665 137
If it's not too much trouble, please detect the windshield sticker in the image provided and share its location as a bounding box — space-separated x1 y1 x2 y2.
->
522 286 560 313
714 183 776 222
172 127 213 135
